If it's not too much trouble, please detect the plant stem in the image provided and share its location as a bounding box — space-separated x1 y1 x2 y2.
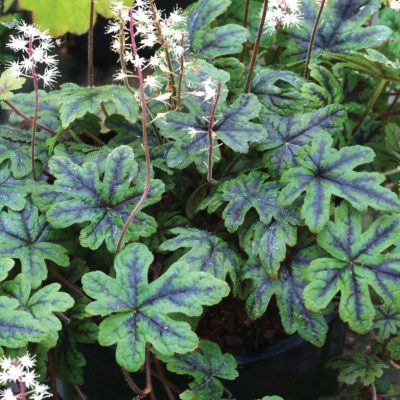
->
351 79 387 137
3 100 56 135
371 383 377 400
244 0 268 93
19 380 26 400
148 0 176 108
73 385 87 400
154 359 176 400
176 34 185 110
47 350 60 400
84 129 105 146
239 0 251 62
383 167 400 177
29 35 39 181
116 6 151 253
304 0 325 79
207 82 222 183
49 266 86 298
88 0 95 87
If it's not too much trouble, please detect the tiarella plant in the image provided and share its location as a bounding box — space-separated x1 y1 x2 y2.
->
0 0 400 399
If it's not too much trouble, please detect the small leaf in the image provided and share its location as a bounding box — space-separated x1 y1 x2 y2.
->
160 228 242 289
304 202 400 333
157 340 238 400
0 69 25 100
33 145 164 252
82 243 230 371
329 353 387 385
387 337 400 360
259 105 346 175
0 167 32 212
374 305 400 340
0 201 69 288
279 133 400 232
244 244 328 347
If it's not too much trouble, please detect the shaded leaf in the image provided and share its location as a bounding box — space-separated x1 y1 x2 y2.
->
374 305 400 340
0 201 69 288
0 69 25 101
388 337 400 360
304 202 400 333
82 243 230 371
279 133 400 232
158 340 238 400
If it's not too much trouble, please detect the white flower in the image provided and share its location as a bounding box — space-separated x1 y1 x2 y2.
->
23 371 37 389
39 67 60 88
390 0 400 10
149 54 162 68
19 354 36 370
169 8 185 25
132 54 146 68
6 364 24 382
114 69 129 81
144 75 161 90
0 388 17 400
7 35 28 52
0 357 13 372
262 0 302 33
187 127 200 138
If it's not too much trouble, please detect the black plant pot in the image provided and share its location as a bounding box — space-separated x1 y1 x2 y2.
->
71 315 345 400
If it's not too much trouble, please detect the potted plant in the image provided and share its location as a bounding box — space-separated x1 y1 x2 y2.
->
0 0 400 399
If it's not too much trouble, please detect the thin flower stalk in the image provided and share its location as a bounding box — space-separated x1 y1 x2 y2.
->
116 6 151 253
304 0 326 79
207 82 222 183
88 0 95 87
239 0 251 62
176 33 186 110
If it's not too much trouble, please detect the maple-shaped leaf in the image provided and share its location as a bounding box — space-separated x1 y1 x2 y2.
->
0 167 31 212
0 201 69 288
323 49 400 83
374 305 400 340
33 145 165 252
47 83 139 127
283 0 392 61
304 202 400 333
258 104 346 175
0 69 25 101
157 94 266 173
279 133 400 233
157 340 238 400
82 243 230 372
243 243 328 347
1 274 74 348
207 172 290 233
329 353 387 386
0 126 49 178
159 228 242 289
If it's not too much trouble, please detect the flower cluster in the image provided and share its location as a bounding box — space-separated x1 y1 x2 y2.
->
0 354 51 400
107 0 189 93
389 0 400 11
6 21 60 88
262 0 302 33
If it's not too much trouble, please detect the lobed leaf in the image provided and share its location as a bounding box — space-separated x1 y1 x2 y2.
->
0 69 25 101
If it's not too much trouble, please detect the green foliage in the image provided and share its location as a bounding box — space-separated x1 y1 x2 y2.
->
374 305 400 340
304 202 400 333
82 243 229 371
33 145 164 252
329 353 387 385
158 340 238 400
279 133 400 232
0 69 25 100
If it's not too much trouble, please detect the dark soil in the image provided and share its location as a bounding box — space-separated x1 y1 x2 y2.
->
197 297 287 354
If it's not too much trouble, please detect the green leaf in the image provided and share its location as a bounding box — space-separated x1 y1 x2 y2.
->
33 145 164 252
0 201 69 288
324 50 400 83
210 172 294 233
18 0 132 36
329 353 387 385
374 305 400 340
283 0 392 61
157 340 238 400
48 83 139 127
82 243 230 371
279 133 400 233
258 104 346 175
0 258 14 283
0 167 32 212
0 69 25 101
159 228 242 288
0 126 49 178
157 94 266 173
192 24 248 59
304 202 400 333
388 337 400 360
1 275 74 347
243 244 328 347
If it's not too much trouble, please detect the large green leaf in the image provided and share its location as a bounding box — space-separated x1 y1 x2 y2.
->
47 83 139 127
157 94 266 173
82 243 230 372
157 340 238 400
304 202 400 333
33 145 165 252
283 0 392 61
0 201 69 288
18 0 132 36
1 274 74 347
0 69 25 101
259 105 346 175
279 133 400 232
244 244 328 347
159 228 242 288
